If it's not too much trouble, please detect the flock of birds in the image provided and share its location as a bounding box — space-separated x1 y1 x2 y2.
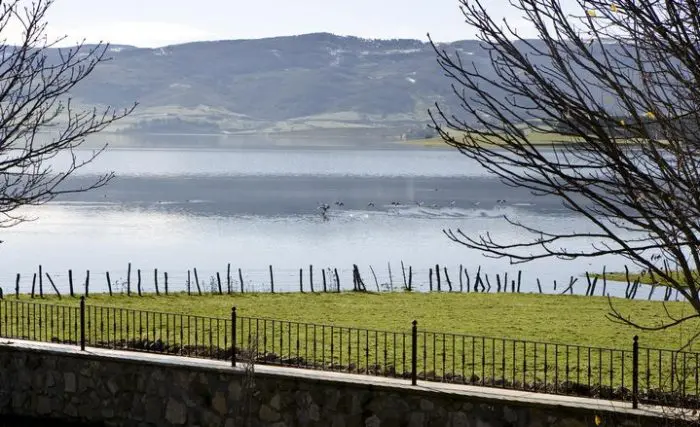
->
317 199 509 214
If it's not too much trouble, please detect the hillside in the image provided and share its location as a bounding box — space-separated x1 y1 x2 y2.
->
53 33 617 138
52 33 493 137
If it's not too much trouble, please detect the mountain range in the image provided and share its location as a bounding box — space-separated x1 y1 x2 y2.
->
61 33 494 138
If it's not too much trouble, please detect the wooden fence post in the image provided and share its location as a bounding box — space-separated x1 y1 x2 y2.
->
106 272 113 296
435 264 441 292
39 265 43 298
127 263 132 296
154 269 160 296
309 265 314 293
401 261 407 290
46 273 61 299
193 268 201 295
68 270 74 297
269 265 275 294
227 263 232 294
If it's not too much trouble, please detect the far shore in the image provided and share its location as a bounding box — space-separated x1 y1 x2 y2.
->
404 131 662 149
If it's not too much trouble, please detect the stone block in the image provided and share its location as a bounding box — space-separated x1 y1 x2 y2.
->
556 419 588 427
350 393 364 415
64 403 78 418
10 391 25 410
145 396 163 424
365 414 381 427
101 407 115 419
228 381 242 401
408 412 425 427
270 393 282 411
449 412 469 427
420 399 435 412
78 375 94 393
106 378 119 394
45 371 56 388
32 372 44 390
331 414 347 427
503 406 519 424
165 397 187 425
200 409 222 427
36 396 52 415
260 404 282 423
212 391 228 416
460 402 474 412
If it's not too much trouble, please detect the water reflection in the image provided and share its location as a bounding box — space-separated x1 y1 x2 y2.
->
2 142 640 298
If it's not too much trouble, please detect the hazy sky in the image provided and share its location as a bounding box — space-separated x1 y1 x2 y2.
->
12 0 541 48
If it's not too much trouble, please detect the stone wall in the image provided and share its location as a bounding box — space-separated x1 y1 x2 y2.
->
0 343 672 427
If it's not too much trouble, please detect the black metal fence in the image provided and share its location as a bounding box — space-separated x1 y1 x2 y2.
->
0 298 698 408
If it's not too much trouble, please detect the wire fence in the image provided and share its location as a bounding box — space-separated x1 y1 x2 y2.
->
0 298 698 408
0 262 672 300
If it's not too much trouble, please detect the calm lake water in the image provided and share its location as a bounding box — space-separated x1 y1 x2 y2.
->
1 134 639 298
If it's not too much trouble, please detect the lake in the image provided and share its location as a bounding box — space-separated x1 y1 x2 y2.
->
0 134 638 298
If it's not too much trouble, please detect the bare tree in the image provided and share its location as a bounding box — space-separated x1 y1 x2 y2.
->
237 334 259 427
0 0 133 230
430 0 700 331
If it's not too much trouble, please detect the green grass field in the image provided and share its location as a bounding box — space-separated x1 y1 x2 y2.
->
2 292 698 396
600 270 697 288
405 130 645 149
3 292 698 350
405 130 583 149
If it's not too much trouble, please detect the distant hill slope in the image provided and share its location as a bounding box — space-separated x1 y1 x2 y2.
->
54 33 594 138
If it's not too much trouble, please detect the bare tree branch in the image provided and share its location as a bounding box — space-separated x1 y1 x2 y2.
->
607 296 700 331
431 0 700 321
0 0 135 232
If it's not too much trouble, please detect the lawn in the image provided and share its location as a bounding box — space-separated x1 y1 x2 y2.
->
3 291 698 350
2 292 699 397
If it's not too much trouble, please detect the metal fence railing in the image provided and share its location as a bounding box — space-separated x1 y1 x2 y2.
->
0 297 699 408
236 315 414 379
